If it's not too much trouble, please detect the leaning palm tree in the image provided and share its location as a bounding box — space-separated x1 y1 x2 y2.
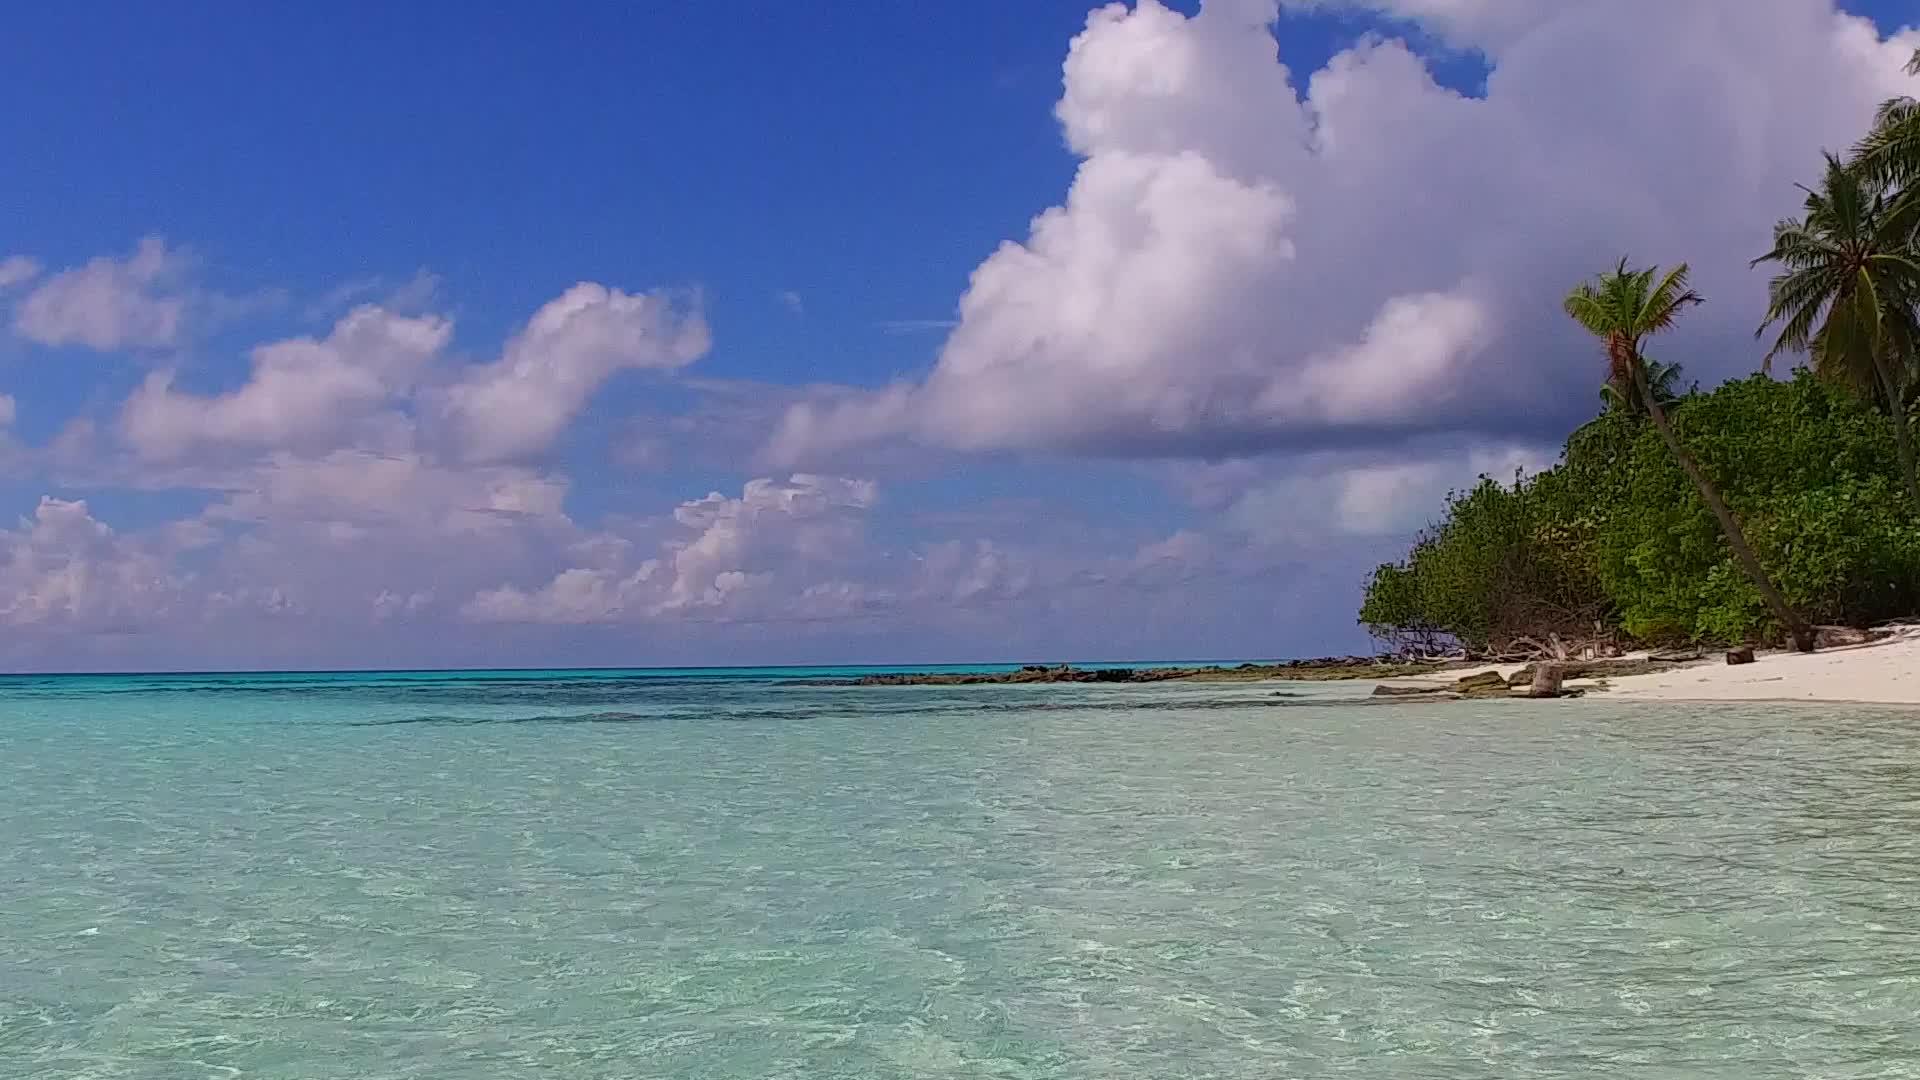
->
1753 154 1920 508
1564 261 1815 651
1852 49 1920 197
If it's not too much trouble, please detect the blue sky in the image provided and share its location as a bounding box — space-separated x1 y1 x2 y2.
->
0 1 1914 671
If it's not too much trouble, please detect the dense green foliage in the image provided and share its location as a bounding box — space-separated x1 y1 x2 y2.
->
1361 373 1920 650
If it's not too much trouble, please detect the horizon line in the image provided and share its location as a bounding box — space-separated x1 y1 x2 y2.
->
0 656 1319 679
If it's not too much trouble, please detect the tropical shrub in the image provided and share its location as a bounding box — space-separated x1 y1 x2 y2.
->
1360 372 1920 650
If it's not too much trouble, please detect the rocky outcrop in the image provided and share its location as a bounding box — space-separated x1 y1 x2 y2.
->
821 657 1469 687
1371 684 1449 698
847 665 1139 686
1453 671 1512 698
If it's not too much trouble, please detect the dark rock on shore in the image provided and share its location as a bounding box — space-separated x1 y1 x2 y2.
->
1453 671 1512 699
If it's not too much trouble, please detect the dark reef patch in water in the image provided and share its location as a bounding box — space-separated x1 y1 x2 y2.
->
357 711 678 727
355 693 1411 727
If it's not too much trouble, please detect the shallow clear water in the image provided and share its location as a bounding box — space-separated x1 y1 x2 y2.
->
5 670 1920 1078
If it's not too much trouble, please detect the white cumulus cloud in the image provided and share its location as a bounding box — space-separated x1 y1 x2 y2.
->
205 450 572 538
1221 442 1555 540
437 283 710 463
464 474 880 624
123 306 452 460
0 498 185 630
115 281 708 468
769 0 1920 464
13 237 190 350
0 256 42 290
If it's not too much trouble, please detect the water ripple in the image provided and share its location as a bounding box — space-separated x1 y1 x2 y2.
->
4 686 1920 1076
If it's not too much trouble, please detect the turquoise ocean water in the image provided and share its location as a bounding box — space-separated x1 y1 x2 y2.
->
5 668 1920 1077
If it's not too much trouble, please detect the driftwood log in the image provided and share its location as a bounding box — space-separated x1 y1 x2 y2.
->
1483 632 1624 664
1812 625 1874 649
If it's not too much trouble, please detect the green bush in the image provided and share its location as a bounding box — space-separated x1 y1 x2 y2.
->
1361 472 1610 651
1360 371 1920 649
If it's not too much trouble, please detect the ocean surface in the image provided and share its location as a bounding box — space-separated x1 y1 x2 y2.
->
5 668 1920 1078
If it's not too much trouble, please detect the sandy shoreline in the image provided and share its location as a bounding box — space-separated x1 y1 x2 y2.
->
1381 626 1920 706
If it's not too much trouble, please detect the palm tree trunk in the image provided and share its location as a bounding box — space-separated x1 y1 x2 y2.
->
1873 354 1920 509
1632 360 1815 652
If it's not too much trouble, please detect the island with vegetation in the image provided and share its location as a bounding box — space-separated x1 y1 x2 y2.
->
1361 51 1920 660
822 54 1920 704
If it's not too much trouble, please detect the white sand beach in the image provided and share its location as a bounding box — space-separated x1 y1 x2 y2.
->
1603 626 1920 704
1379 625 1920 705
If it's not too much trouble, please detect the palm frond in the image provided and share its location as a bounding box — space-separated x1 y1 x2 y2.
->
1640 264 1703 336
1867 251 1920 280
1855 99 1920 191
1883 186 1920 246
1764 265 1847 316
1874 96 1920 130
1883 307 1920 393
1561 282 1614 337
1811 298 1883 395
1753 224 1845 271
1762 310 1823 374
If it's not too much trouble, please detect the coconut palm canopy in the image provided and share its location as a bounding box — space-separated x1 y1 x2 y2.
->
1756 158 1920 375
1755 154 1920 505
1562 261 1705 387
